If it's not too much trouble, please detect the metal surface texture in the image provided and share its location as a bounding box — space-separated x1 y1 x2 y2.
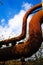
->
0 3 43 61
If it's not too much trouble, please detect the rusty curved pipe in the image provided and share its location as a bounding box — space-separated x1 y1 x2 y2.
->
0 3 42 45
0 3 43 61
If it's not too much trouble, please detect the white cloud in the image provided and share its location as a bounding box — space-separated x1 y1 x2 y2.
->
22 2 32 11
1 19 5 23
1 19 5 26
0 2 32 40
8 10 25 29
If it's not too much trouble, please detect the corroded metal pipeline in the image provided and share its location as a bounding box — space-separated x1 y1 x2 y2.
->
0 3 43 61
0 3 42 45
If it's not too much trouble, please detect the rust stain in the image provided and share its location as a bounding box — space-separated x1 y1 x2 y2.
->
0 3 43 61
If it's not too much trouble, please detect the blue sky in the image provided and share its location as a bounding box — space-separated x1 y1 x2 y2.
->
0 0 41 40
0 0 41 23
